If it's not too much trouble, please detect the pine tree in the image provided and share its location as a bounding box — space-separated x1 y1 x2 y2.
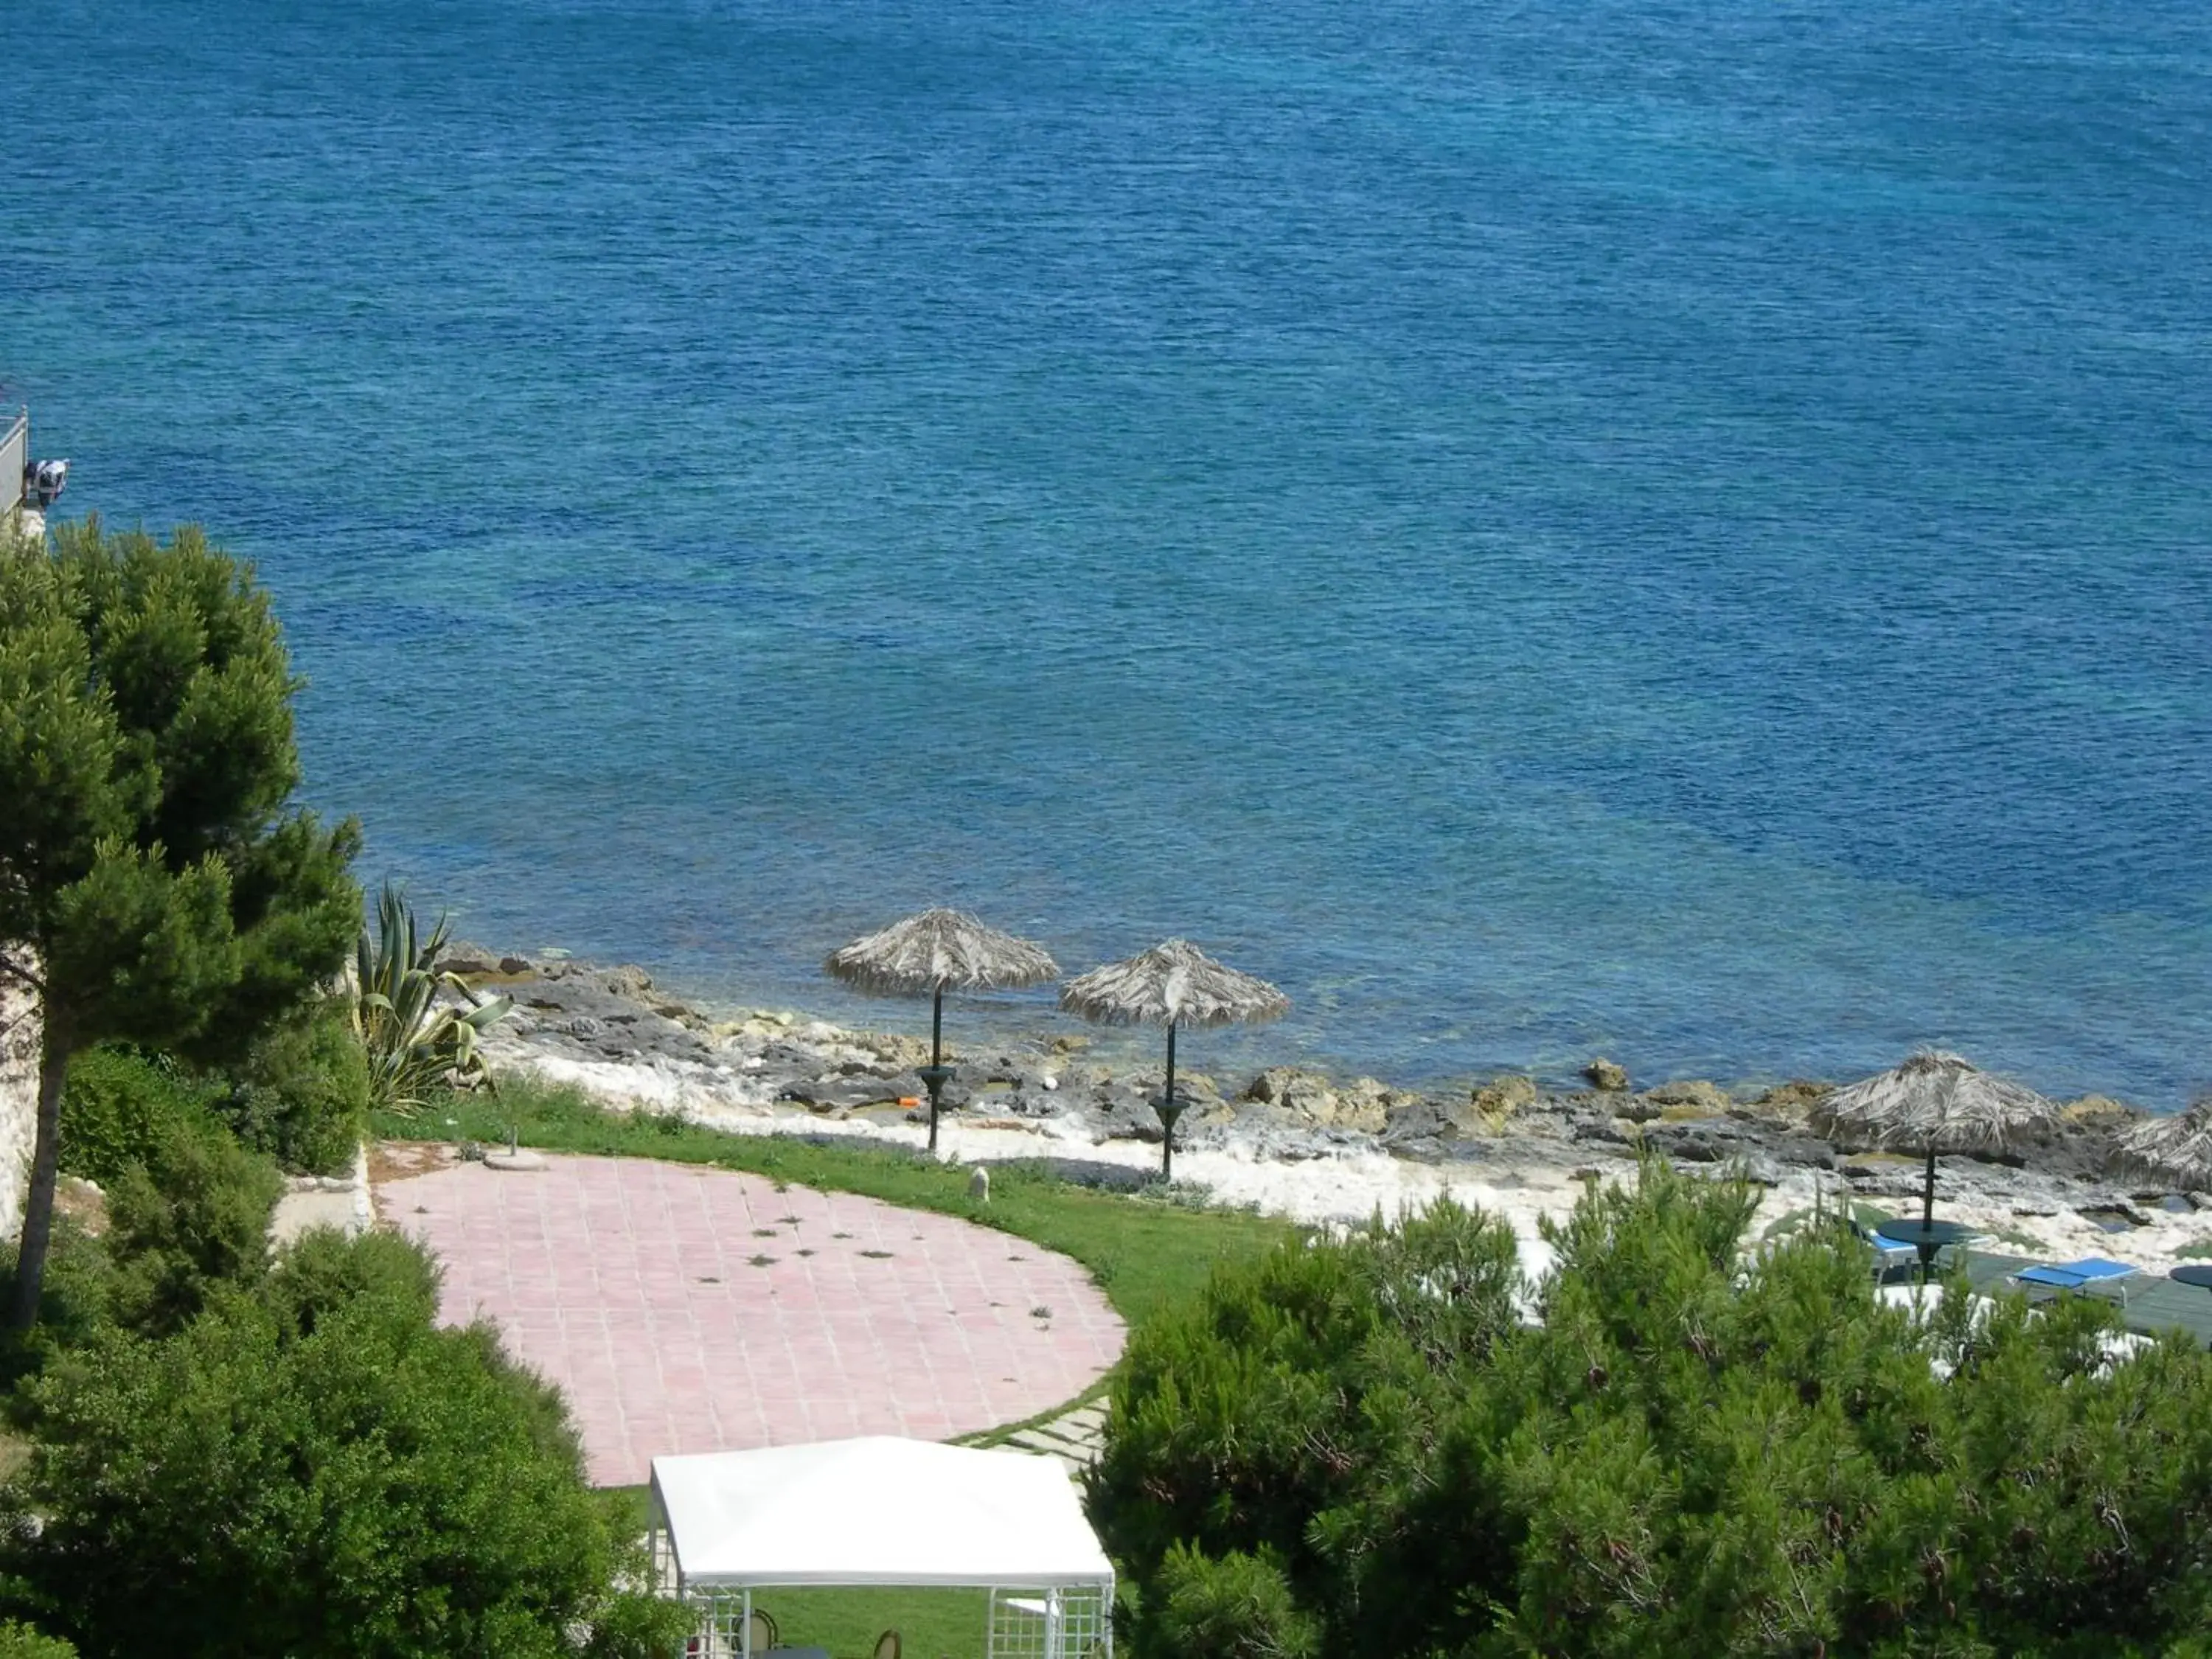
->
0 520 358 1329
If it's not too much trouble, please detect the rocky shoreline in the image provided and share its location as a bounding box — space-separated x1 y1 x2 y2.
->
439 945 2208 1263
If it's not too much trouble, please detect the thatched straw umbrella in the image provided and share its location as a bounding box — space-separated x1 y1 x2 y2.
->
2112 1098 2212 1193
1060 939 1289 1180
825 908 1058 1152
1812 1049 2057 1233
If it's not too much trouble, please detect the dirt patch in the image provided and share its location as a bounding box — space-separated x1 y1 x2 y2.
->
369 1139 456 1188
53 1175 108 1238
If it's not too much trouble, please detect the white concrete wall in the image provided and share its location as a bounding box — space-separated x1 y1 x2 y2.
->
0 980 39 1243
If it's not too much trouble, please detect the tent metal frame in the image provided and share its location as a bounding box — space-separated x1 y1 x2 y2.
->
647 1510 1113 1659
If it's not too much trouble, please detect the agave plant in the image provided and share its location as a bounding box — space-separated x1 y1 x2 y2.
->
353 881 513 1116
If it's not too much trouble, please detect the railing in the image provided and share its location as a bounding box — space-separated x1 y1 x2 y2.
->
0 409 25 518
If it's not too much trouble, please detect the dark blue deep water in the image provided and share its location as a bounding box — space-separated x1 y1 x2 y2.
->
6 0 2209 1101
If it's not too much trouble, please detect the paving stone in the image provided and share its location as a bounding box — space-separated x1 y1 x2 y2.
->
377 1153 1127 1486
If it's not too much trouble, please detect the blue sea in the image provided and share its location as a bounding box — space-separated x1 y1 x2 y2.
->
6 0 2209 1104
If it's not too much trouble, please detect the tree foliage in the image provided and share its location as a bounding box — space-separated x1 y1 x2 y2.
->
216 996 370 1175
0 1228 689 1659
23 1053 283 1352
54 1046 215 1188
0 521 359 1327
1088 1163 2212 1658
0 1621 74 1659
100 1107 283 1339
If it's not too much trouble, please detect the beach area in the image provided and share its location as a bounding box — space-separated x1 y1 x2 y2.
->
448 944 2212 1277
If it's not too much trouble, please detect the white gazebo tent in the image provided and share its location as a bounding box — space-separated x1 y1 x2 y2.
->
647 1438 1116 1659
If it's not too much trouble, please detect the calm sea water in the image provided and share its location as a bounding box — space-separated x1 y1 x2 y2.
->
6 0 2209 1102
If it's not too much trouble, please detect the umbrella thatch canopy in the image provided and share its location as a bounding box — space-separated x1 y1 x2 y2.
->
825 908 1058 1152
1060 939 1289 1179
1813 1049 2057 1232
2112 1098 2212 1192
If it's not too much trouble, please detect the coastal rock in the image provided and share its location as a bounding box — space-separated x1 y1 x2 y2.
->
1245 1067 1335 1115
858 1032 933 1071
1096 1090 1166 1143
1642 1079 1733 1118
1585 1058 1630 1092
1447 1076 1537 1137
1747 1079 1832 1119
602 964 654 1000
1242 1068 1405 1134
462 938 2196 1268
1642 1116 1767 1165
1380 1094 1461 1147
434 940 505 978
776 1077 897 1113
1573 1117 1636 1148
1332 1079 1409 1135
1174 1071 1224 1104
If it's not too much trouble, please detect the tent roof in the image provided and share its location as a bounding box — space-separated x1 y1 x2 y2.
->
650 1437 1116 1590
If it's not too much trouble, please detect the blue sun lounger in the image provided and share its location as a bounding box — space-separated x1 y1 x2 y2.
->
2012 1257 2143 1304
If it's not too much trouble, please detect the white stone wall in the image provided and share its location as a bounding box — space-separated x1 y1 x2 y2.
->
0 980 39 1243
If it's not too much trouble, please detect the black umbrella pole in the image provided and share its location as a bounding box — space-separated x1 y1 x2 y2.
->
1161 1023 1178 1183
926 984 946 1154
1922 1144 1937 1231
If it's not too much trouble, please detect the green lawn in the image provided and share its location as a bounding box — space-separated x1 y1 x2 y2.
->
742 1586 992 1659
420 1077 1268 1653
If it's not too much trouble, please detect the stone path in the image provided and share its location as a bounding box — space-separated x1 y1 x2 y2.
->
997 1399 1107 1475
377 1152 1125 1486
271 1142 372 1245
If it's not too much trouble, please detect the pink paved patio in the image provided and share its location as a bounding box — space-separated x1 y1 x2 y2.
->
376 1153 1126 1486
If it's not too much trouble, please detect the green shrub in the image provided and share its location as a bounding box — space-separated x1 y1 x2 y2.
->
0 1231 686 1659
0 1621 76 1658
55 1048 215 1188
29 1049 286 1358
216 999 368 1175
262 1225 440 1338
1144 1543 1321 1659
0 1220 119 1374
1090 1161 2212 1658
104 1113 283 1339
